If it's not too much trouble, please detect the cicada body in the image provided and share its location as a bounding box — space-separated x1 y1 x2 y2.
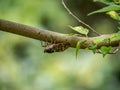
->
44 42 70 53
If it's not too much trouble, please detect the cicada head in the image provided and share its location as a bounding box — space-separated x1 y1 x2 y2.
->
44 44 55 53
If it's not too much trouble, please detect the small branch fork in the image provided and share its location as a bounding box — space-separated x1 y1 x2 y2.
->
61 0 101 36
112 42 120 53
61 0 120 54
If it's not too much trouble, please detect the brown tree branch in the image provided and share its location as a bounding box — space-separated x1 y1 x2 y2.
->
0 19 120 50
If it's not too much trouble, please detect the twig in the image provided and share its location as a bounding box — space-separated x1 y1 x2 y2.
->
96 42 120 54
61 0 101 36
112 42 120 54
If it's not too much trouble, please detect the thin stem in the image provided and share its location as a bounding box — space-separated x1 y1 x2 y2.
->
62 0 101 36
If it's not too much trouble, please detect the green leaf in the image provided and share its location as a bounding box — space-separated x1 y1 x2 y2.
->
76 41 81 58
88 5 120 15
117 27 120 31
114 0 120 5
69 25 89 36
100 46 112 57
93 0 115 5
88 44 97 54
106 11 120 20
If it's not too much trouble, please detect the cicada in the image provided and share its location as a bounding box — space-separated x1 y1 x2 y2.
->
43 42 70 53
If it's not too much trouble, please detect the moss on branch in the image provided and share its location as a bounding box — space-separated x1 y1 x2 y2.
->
0 19 120 51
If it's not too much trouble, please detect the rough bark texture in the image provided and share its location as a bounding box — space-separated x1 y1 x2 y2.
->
0 19 120 50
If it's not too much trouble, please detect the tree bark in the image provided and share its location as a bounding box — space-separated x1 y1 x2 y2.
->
0 19 120 50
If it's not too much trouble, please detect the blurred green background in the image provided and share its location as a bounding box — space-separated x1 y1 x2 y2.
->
0 0 120 90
